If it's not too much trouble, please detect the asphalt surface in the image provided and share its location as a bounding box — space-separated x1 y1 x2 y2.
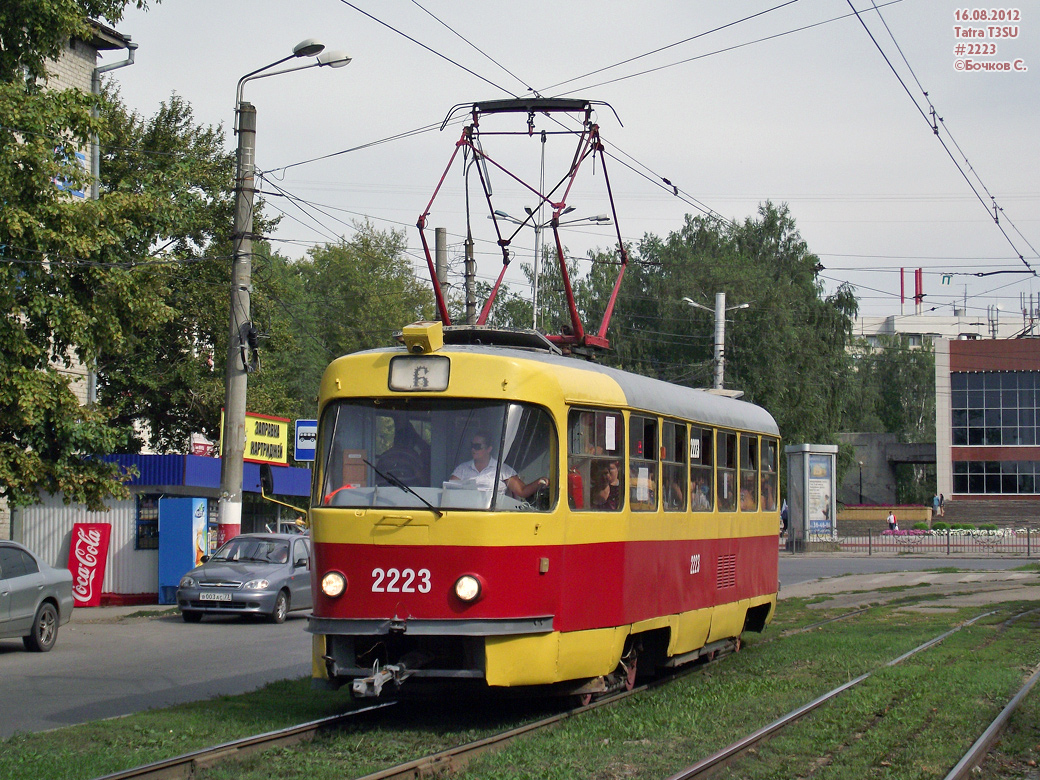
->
0 606 314 739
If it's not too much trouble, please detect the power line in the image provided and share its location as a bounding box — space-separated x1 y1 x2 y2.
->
844 0 1037 273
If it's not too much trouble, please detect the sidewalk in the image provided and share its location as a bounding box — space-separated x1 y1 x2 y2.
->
70 604 180 623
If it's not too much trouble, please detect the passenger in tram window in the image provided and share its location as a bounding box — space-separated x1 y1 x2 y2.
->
590 459 622 510
691 473 711 510
761 474 777 512
740 473 758 510
451 431 548 499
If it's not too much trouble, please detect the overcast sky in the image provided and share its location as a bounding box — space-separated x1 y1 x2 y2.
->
105 0 1039 326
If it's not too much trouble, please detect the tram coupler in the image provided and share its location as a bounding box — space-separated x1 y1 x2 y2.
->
352 651 432 698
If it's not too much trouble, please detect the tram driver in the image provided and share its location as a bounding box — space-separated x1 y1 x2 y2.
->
450 431 548 500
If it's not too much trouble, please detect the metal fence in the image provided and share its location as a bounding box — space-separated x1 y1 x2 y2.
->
836 529 1038 556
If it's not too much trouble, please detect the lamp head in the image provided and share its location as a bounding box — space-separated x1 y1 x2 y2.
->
318 50 352 67
293 38 325 57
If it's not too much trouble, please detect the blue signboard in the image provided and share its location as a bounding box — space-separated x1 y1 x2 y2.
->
295 419 317 462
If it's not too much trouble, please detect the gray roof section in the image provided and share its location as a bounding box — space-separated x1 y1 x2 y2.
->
354 343 780 437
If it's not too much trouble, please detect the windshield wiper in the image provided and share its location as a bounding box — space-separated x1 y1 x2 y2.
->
363 457 443 518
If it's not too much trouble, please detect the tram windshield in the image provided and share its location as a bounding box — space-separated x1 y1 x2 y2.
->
316 399 557 512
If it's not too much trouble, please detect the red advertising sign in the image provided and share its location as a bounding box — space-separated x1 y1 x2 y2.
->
67 523 112 608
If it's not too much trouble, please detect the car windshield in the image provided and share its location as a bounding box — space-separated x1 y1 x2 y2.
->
211 538 289 564
316 398 557 512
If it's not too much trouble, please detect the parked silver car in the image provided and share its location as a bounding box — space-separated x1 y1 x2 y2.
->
176 533 312 624
0 541 74 652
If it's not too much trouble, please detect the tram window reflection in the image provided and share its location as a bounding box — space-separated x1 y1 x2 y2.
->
761 437 778 512
662 420 687 511
740 434 759 511
630 415 658 511
689 426 713 512
567 408 624 511
717 430 737 512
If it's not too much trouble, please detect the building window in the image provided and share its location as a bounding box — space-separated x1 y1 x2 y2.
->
951 371 1040 446
953 460 1040 495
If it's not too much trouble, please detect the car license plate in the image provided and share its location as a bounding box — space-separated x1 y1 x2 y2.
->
200 592 232 602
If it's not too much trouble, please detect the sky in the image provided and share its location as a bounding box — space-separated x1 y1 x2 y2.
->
104 0 1039 326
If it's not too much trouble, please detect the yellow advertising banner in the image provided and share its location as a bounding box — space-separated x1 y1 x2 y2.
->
219 410 289 465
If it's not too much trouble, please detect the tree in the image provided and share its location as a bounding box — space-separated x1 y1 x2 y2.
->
845 334 937 503
0 1 166 510
293 223 435 389
94 88 255 452
575 203 858 449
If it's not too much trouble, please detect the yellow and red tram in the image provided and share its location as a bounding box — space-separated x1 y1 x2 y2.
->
307 322 780 699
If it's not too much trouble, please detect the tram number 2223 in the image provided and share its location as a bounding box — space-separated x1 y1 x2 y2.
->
371 567 433 593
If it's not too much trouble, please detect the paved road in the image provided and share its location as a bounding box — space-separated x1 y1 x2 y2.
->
778 552 1029 590
0 554 1032 739
0 610 313 739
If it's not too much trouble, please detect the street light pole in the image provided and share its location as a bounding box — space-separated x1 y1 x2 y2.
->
682 292 750 391
218 40 351 545
492 208 611 331
858 460 864 504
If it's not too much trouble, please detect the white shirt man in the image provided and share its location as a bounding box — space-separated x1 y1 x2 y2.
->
450 433 547 498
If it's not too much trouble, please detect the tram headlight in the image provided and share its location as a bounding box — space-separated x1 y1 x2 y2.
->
453 574 483 603
321 571 347 598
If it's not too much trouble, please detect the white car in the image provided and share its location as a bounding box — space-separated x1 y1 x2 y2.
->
0 541 74 652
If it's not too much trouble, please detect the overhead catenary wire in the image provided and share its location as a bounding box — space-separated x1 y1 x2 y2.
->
843 0 1037 274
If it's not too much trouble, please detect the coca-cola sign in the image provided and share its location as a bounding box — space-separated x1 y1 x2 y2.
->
67 523 112 608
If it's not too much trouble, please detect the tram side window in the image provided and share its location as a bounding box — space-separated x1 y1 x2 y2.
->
761 437 779 511
630 415 658 511
690 427 713 511
740 434 759 511
717 430 737 512
568 409 624 511
662 420 687 511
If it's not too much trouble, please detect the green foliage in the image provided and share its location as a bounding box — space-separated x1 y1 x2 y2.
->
571 203 857 449
287 224 435 403
94 88 240 451
0 2 163 509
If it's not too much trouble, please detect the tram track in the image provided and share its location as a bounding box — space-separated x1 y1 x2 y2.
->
89 606 1036 780
89 610 872 780
92 703 396 780
662 609 1040 780
90 638 742 780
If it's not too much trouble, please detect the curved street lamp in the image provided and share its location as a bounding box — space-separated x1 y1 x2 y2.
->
682 293 750 391
219 40 352 544
492 209 612 330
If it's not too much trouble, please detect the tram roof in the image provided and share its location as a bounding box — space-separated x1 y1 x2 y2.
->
354 343 780 437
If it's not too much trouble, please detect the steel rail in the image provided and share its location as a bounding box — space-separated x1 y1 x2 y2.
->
943 662 1040 780
663 611 995 780
90 702 395 780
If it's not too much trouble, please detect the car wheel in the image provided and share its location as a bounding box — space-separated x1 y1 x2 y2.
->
23 602 59 652
269 591 289 624
182 610 203 623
